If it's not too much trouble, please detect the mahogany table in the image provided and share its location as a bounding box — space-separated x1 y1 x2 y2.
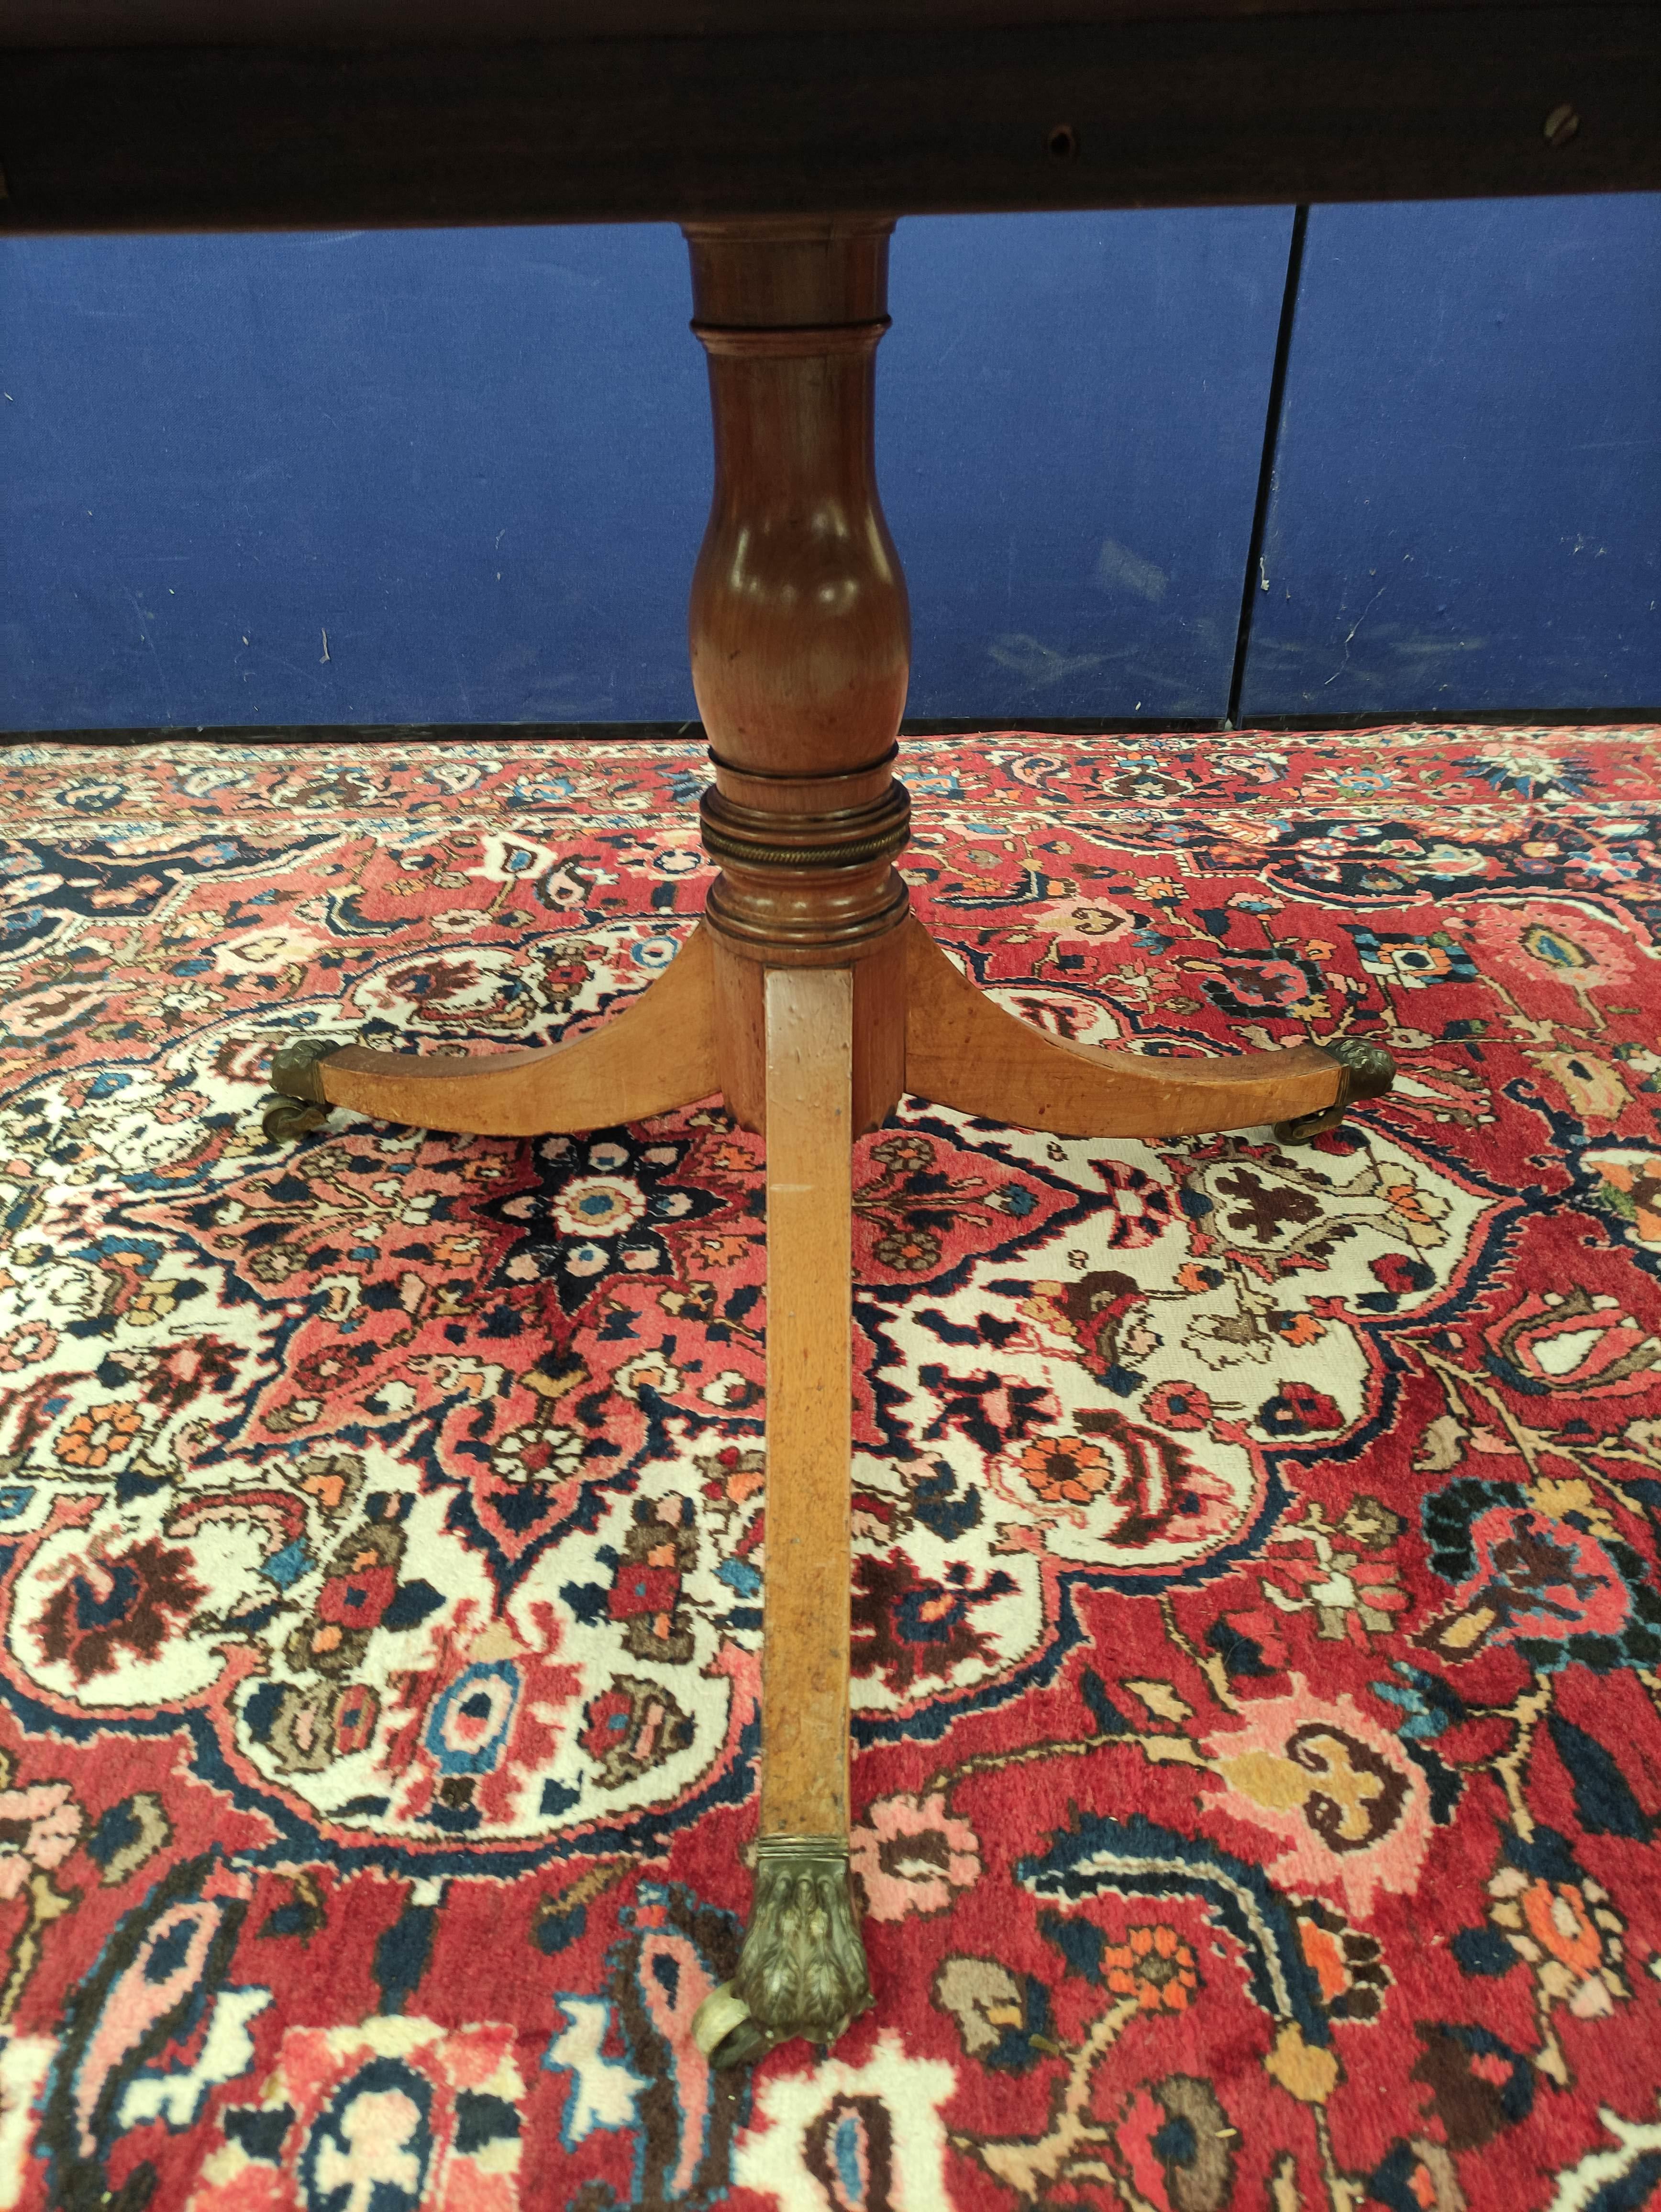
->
5 0 1655 2068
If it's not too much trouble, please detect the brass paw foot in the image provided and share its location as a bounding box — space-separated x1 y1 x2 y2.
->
262 1037 348 1142
1274 1036 1397 1143
691 1837 873 2069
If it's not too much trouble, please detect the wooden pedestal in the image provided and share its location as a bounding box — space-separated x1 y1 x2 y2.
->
266 218 1394 2065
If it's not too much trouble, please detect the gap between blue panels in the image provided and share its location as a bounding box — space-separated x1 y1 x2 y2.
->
1239 194 1661 719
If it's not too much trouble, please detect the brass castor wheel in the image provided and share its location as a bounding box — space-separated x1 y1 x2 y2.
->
1275 1036 1397 1144
690 1984 775 2070
261 1096 331 1142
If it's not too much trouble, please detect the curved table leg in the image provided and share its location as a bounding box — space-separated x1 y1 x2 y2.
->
694 965 873 2068
263 921 720 1139
903 919 1394 1139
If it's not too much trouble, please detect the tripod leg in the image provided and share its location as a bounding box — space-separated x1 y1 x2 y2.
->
694 965 872 2068
263 922 720 1139
904 920 1394 1138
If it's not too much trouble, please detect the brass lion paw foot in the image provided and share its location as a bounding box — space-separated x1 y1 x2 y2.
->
261 1036 349 1142
1274 1036 1398 1143
691 1838 873 2069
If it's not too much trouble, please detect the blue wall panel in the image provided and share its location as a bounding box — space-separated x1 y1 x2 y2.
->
1240 195 1661 719
884 209 1291 720
0 225 711 730
0 210 1290 730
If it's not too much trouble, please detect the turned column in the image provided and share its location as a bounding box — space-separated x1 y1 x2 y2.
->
685 218 913 1135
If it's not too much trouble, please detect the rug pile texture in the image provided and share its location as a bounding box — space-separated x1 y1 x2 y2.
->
0 726 1659 2212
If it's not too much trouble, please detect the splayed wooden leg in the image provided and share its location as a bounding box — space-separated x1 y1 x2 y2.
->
694 966 872 2069
903 920 1395 1138
263 921 720 1139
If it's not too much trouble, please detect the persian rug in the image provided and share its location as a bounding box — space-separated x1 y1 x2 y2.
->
0 725 1659 2212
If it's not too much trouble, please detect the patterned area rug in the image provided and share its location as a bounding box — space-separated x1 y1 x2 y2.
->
0 726 1659 2212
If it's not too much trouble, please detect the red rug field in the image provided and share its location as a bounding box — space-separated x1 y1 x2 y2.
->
0 725 1658 2212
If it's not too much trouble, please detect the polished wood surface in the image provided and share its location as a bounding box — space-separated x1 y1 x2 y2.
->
688 221 912 978
904 918 1344 1135
687 219 918 1155
3 5 1654 232
712 925 908 1139
758 966 854 1844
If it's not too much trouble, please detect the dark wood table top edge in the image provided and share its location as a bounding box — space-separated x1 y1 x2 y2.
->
2 1 1656 230
0 0 1636 47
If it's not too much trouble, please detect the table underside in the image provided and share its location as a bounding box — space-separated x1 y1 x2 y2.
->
2 3 1659 233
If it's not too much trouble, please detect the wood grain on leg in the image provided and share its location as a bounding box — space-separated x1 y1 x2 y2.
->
759 963 854 1842
711 922 908 1140
274 920 719 1137
904 918 1355 1136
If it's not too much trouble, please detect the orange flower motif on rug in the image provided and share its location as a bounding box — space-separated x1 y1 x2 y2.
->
1013 1435 1113 1504
1098 1924 1200 2013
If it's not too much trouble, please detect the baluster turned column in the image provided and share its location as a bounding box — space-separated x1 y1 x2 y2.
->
685 218 913 1135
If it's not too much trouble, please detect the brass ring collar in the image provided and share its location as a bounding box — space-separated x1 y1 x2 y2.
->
699 780 910 872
